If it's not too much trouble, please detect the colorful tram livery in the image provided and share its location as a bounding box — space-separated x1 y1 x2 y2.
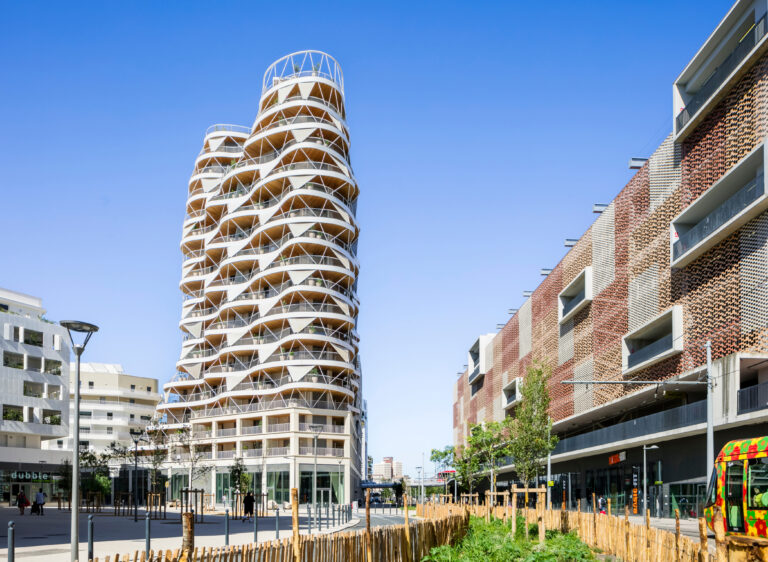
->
704 437 768 537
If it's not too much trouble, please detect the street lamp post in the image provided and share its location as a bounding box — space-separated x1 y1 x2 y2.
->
309 424 322 532
130 430 147 522
415 466 422 504
60 320 99 562
643 444 659 517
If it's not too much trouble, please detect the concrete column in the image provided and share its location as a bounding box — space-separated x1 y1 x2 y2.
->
290 410 298 432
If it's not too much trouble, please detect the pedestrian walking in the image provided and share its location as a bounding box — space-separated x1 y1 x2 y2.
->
17 490 29 516
34 488 47 516
243 491 255 522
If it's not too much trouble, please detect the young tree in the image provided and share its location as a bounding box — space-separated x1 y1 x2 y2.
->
453 445 480 498
465 419 514 506
508 361 559 515
229 456 252 494
430 446 455 497
173 427 212 489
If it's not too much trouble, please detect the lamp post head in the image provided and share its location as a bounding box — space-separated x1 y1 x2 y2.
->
309 423 323 436
644 444 659 451
60 320 99 353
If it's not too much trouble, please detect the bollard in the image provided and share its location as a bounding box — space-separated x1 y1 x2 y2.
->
88 514 94 562
307 505 312 533
332 504 336 526
275 506 280 539
253 505 258 543
225 508 230 546
145 512 150 557
7 521 15 562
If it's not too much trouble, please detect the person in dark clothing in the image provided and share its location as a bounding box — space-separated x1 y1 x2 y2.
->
17 491 29 515
243 491 255 522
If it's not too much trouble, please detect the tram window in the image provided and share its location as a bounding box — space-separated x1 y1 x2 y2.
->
748 458 768 508
705 469 717 507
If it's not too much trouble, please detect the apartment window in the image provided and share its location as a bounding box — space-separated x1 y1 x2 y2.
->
0 304 8 312
107 427 113 434
57 440 63 449
141 415 151 421
107 412 113 420
80 411 92 418
130 384 136 391
44 359 62 375
99 397 105 404
146 386 151 392
88 381 94 389
12 327 20 342
3 351 23 370
27 356 42 373
129 399 135 404
130 414 135 420
23 329 43 347
79 441 89 451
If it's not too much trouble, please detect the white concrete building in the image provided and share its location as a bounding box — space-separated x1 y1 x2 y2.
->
153 50 364 506
0 288 71 502
45 363 160 454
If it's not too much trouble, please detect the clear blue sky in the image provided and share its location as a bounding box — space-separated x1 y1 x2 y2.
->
0 1 729 476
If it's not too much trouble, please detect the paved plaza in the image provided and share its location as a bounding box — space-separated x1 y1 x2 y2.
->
0 506 371 561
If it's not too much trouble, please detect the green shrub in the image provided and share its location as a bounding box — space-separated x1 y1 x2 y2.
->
423 515 594 562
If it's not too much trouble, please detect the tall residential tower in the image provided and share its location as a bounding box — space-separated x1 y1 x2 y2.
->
155 51 363 505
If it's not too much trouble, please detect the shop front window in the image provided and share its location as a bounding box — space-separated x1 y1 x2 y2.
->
267 470 289 504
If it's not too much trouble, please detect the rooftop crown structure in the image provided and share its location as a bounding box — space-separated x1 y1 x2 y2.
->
154 51 363 505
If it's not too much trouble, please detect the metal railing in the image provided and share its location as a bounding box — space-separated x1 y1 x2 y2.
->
298 423 345 433
738 381 768 414
191 398 349 419
206 124 251 135
467 366 481 385
217 450 235 459
266 423 290 433
266 447 289 456
242 425 263 435
243 448 263 457
553 400 706 455
677 16 767 131
298 447 344 457
218 428 237 437
626 333 674 369
673 174 764 261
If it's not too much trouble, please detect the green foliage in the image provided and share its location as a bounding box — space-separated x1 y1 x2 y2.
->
508 361 559 490
229 456 250 492
3 409 22 421
465 418 514 500
423 516 594 562
454 445 480 494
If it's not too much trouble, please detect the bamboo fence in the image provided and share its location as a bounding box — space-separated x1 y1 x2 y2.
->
79 496 468 562
417 501 768 562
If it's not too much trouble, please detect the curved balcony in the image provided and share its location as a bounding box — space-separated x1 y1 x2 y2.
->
261 50 343 94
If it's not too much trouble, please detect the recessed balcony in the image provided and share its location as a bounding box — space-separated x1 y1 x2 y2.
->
621 306 683 376
558 267 593 324
671 143 767 268
674 5 768 139
501 377 522 411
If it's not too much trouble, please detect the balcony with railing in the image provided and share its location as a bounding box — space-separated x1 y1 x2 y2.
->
298 447 344 457
627 334 674 370
738 381 768 414
622 307 683 376
675 14 767 136
298 423 345 433
266 447 289 456
243 448 263 457
559 267 593 324
553 400 706 455
672 148 766 268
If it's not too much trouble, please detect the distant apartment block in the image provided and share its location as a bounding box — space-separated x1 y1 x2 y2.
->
453 0 768 516
0 288 71 502
44 363 160 454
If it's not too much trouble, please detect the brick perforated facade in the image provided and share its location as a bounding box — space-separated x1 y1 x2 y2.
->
454 16 768 458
